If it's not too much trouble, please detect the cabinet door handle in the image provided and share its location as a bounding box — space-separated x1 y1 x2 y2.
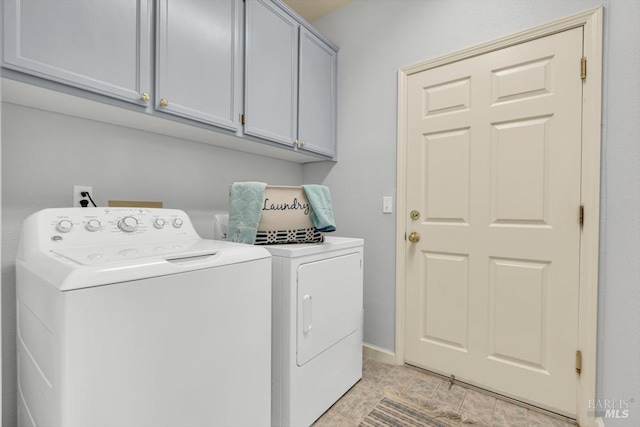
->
140 92 150 103
293 139 299 147
298 140 305 147
159 98 168 107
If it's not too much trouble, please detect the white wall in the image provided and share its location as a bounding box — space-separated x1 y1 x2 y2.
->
308 0 640 425
1 102 303 425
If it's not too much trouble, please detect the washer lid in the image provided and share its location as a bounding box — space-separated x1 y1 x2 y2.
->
22 239 270 292
51 239 214 266
17 207 271 291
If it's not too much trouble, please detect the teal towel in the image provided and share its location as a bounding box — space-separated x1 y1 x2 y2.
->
302 185 336 232
227 182 267 244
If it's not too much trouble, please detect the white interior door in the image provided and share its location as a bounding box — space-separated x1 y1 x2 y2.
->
404 27 583 416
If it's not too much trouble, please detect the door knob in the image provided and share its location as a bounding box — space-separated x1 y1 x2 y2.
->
159 98 168 107
140 92 150 102
408 232 420 243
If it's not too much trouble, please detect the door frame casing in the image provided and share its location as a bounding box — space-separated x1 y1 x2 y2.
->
395 7 602 426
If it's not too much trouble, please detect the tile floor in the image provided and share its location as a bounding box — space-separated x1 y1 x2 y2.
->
314 358 578 427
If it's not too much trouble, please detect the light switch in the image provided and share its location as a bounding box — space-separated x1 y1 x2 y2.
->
383 196 393 214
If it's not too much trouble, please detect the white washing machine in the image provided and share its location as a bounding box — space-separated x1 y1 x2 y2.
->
267 237 364 427
16 208 272 427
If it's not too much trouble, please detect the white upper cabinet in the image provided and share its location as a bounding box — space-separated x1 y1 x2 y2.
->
2 0 152 105
244 0 338 158
1 0 338 161
298 27 337 157
156 0 242 131
244 0 299 146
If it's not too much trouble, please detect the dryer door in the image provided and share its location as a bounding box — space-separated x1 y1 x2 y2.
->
296 252 362 366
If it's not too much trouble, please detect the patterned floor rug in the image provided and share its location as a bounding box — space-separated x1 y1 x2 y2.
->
360 390 476 427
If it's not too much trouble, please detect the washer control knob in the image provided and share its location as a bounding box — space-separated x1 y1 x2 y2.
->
153 218 166 229
172 218 184 229
118 216 139 233
56 220 73 233
86 219 101 232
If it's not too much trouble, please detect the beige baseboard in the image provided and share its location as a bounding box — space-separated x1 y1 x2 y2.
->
362 342 397 365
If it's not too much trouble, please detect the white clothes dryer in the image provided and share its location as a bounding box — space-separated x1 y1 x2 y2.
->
266 237 364 427
16 208 272 427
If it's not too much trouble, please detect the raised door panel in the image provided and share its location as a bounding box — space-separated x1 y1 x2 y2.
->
298 27 337 158
156 0 241 131
244 0 298 146
2 0 151 105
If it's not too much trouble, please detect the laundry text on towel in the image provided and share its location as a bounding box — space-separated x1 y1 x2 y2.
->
263 198 310 215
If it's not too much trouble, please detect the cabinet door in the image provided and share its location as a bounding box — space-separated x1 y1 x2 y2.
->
2 0 151 105
244 0 298 146
156 0 242 131
298 27 337 157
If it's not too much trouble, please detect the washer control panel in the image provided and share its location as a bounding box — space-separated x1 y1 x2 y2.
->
43 208 199 248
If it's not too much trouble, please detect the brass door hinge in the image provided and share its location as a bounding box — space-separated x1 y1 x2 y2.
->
579 205 584 228
240 113 246 125
576 350 582 374
581 57 587 80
